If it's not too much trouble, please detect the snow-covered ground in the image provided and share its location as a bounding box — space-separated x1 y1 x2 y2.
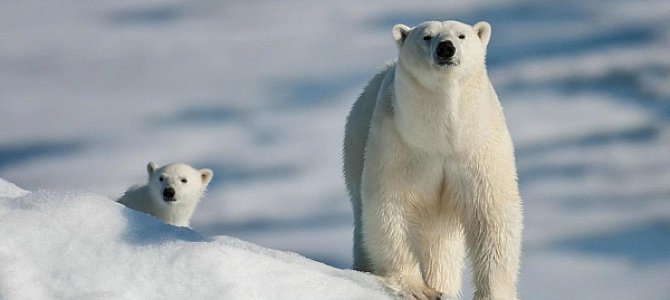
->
1 0 669 299
0 179 392 299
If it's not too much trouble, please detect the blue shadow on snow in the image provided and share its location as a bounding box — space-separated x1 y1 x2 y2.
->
153 105 246 125
106 4 187 26
0 140 84 171
273 73 370 107
555 219 670 264
514 124 658 158
200 160 299 188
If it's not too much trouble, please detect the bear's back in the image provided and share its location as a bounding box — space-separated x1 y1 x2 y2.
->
343 65 394 197
117 184 158 216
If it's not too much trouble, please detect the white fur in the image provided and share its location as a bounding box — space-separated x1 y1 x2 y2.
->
344 20 522 300
117 162 213 227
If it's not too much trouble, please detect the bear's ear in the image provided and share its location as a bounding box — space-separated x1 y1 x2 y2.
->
200 169 213 185
392 24 411 47
474 21 491 48
147 162 158 176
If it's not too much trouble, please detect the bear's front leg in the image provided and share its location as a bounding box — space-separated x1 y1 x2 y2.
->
360 124 445 299
417 213 465 299
360 186 443 300
463 172 522 300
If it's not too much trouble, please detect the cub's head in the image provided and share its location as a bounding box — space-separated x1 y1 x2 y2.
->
146 162 213 206
392 20 491 82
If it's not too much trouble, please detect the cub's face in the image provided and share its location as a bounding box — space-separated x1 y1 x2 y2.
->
146 162 213 206
393 20 491 82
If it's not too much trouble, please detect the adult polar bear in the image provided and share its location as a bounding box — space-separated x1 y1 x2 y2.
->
344 20 522 300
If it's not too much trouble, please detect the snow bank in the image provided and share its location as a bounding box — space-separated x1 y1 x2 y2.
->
0 179 392 300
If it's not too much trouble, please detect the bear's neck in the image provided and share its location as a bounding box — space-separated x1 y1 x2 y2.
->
155 199 199 227
392 64 491 156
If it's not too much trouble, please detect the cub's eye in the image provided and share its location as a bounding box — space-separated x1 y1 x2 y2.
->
159 176 164 182
181 178 188 184
458 34 466 39
423 35 432 41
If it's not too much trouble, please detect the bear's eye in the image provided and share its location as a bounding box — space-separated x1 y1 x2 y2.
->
181 178 188 183
159 176 164 182
423 35 432 41
458 34 466 39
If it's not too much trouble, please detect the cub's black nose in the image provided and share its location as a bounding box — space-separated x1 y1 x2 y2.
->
163 187 175 199
436 41 456 59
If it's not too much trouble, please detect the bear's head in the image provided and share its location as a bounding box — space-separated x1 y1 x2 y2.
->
392 20 491 84
146 162 213 206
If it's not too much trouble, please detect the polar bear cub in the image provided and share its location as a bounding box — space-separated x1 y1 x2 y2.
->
118 162 213 227
344 20 522 300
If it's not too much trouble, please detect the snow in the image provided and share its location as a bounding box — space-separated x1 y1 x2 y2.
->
1 0 670 299
0 181 392 299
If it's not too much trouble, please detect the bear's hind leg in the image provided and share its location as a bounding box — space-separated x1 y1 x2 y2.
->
352 197 373 272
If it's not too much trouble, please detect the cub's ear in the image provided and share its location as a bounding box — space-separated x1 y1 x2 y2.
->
147 162 158 177
392 24 411 48
474 21 491 48
200 169 213 185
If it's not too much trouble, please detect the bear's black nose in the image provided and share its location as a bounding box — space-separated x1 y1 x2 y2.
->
436 41 456 59
163 187 175 199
